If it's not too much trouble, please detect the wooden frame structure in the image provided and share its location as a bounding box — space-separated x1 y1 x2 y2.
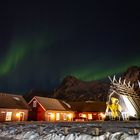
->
106 75 140 119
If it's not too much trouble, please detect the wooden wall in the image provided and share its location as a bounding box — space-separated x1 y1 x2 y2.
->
28 98 45 121
0 108 28 122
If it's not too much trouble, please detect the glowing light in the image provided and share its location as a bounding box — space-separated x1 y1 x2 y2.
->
50 113 55 119
100 113 106 118
6 112 12 121
111 97 118 104
0 47 27 75
16 113 20 118
56 113 60 120
81 114 87 118
88 114 92 119
106 97 122 119
67 113 73 119
121 95 136 117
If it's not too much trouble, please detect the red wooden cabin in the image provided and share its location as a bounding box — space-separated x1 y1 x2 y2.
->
28 96 74 121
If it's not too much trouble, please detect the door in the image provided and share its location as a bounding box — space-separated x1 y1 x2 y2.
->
19 112 25 121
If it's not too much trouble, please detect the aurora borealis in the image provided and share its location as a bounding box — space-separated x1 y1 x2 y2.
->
0 1 140 93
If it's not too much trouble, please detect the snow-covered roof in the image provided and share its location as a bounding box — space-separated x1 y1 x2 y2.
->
0 93 29 109
32 96 72 111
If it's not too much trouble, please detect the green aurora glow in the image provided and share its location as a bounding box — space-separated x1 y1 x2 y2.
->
0 32 52 76
1 1 140 93
0 42 140 82
63 57 140 81
0 47 27 75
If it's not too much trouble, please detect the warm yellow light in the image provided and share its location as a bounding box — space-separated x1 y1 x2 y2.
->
67 113 73 119
16 113 20 118
50 113 55 119
56 113 60 120
100 113 106 118
88 114 92 119
81 114 87 118
111 97 118 104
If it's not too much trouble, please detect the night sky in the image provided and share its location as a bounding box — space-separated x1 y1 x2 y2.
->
0 1 140 93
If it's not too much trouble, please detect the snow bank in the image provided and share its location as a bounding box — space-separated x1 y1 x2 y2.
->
1 131 140 140
0 122 140 140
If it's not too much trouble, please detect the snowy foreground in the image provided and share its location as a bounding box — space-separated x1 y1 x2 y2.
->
0 121 140 140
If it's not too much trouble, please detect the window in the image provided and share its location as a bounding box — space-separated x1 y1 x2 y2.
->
67 114 73 121
63 113 67 120
88 114 92 120
48 113 55 121
56 113 60 120
79 113 87 118
33 100 37 107
6 112 12 121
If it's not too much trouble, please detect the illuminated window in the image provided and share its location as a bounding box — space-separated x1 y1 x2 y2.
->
81 114 87 118
56 113 60 120
63 113 67 120
6 112 12 121
99 113 106 120
16 112 20 118
67 113 73 121
88 114 92 120
48 113 55 121
33 101 37 107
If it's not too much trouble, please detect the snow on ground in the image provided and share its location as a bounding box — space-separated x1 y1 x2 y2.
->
0 121 140 140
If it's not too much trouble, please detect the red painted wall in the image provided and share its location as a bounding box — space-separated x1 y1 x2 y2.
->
28 99 45 121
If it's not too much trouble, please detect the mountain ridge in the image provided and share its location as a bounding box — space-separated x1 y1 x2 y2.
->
53 66 140 101
24 66 140 102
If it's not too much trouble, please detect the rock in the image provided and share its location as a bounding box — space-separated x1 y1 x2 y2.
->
53 75 109 102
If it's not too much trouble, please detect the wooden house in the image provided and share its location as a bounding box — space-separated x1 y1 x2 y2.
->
0 93 29 122
69 101 106 121
28 96 74 121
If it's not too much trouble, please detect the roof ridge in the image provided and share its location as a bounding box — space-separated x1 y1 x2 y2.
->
35 96 62 101
0 92 22 97
33 96 71 111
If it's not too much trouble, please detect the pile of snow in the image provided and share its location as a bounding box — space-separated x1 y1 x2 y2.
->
1 131 140 140
0 121 139 140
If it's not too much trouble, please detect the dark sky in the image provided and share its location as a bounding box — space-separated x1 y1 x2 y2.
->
0 1 140 93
